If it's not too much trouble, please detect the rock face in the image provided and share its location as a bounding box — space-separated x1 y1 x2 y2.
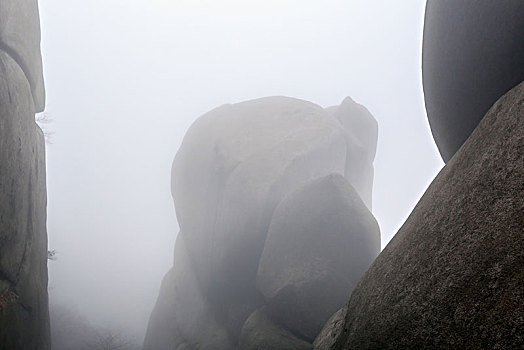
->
0 1 49 349
422 1 524 162
317 82 524 349
0 0 45 112
144 96 380 349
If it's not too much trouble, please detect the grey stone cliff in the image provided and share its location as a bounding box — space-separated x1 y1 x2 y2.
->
0 1 50 348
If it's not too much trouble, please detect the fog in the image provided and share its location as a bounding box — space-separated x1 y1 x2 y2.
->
38 0 442 345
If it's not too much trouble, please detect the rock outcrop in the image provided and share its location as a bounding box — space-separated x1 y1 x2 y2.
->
144 96 380 349
422 0 524 162
316 82 524 349
0 1 50 349
257 174 379 341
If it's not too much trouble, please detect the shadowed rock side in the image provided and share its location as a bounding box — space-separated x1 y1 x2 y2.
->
317 82 524 349
144 96 380 349
0 1 49 348
257 174 379 341
422 0 524 162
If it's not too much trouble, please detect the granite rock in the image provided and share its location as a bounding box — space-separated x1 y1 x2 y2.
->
0 48 49 349
312 305 347 349
257 174 380 341
422 0 524 162
146 96 379 349
171 97 373 304
325 82 524 349
0 0 45 111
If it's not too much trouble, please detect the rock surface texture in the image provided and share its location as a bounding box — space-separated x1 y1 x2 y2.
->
317 82 524 349
422 0 524 162
0 1 50 349
144 96 380 349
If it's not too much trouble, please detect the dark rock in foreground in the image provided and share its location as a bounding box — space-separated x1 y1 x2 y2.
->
312 305 346 349
318 82 524 349
422 0 524 162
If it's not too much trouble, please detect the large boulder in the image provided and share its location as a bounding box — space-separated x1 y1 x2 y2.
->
0 0 45 111
422 1 524 162
145 95 379 348
319 82 524 349
171 96 376 304
257 174 380 341
0 48 49 348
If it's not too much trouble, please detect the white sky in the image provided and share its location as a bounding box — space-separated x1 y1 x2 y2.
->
39 0 441 343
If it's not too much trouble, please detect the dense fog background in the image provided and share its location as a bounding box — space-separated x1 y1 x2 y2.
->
38 0 442 344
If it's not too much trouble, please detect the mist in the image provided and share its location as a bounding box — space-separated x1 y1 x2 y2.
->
38 0 442 345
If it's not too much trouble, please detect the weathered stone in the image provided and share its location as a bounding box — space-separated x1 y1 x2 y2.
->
422 0 524 162
172 97 351 304
0 49 49 349
312 305 347 349
143 233 234 350
257 174 380 341
238 308 312 350
0 0 45 111
327 82 524 349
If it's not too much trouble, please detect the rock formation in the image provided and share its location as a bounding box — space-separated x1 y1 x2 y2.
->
422 1 524 162
316 81 524 349
0 1 50 349
144 96 380 349
257 174 379 342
